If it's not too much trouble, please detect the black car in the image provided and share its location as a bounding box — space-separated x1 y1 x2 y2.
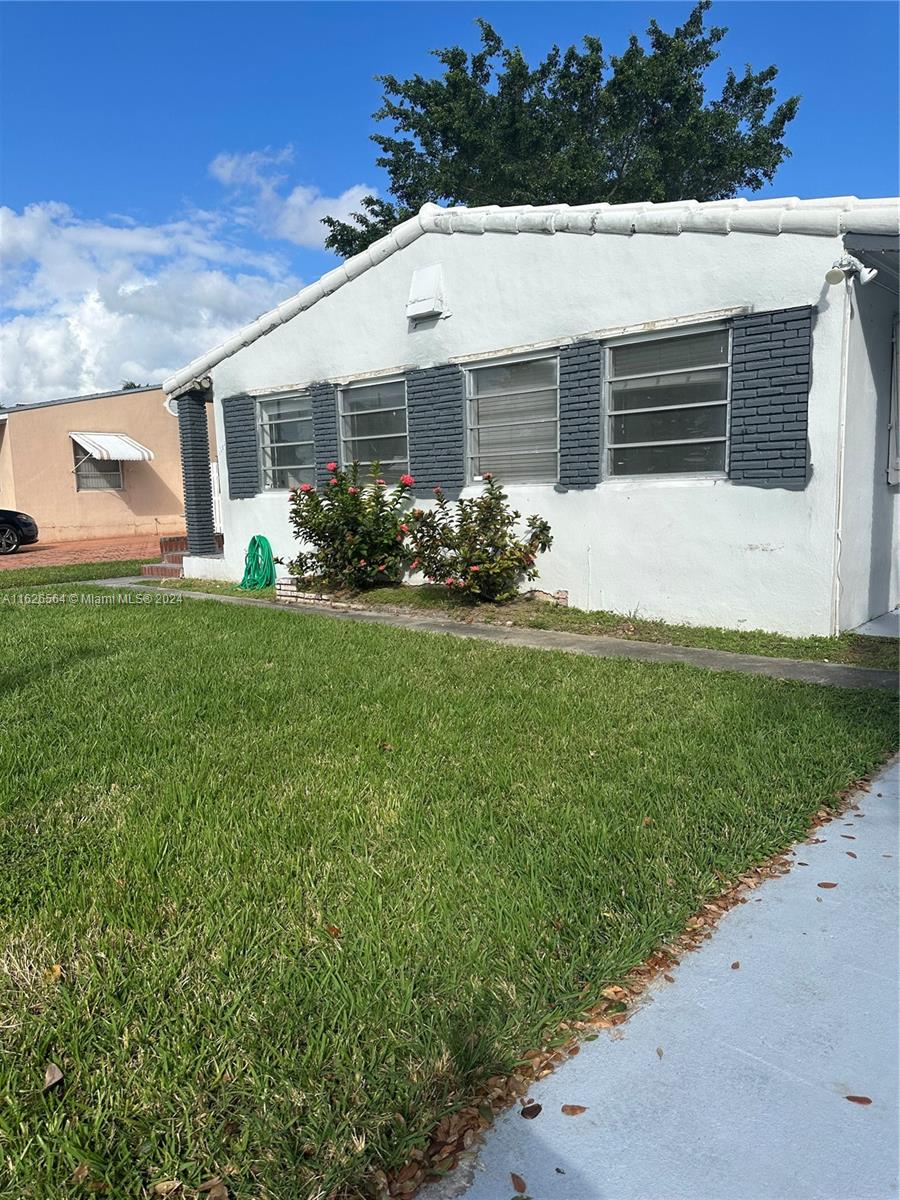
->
0 508 39 554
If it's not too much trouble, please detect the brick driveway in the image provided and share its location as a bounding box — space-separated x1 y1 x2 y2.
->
0 533 161 570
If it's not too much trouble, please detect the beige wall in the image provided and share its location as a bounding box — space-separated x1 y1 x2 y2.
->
0 420 16 509
2 388 217 542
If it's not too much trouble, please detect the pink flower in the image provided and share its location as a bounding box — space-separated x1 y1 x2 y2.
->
483 472 494 481
446 577 455 586
400 523 409 533
433 486 442 494
470 565 480 572
411 559 419 570
299 482 314 493
329 477 339 486
348 486 359 495
399 474 415 487
359 559 366 565
377 564 386 572
376 478 386 486
326 462 338 473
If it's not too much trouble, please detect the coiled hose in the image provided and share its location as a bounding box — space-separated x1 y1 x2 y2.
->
239 534 276 590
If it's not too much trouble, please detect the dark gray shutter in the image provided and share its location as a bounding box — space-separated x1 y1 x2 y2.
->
310 382 339 486
406 364 465 496
177 390 217 555
729 307 813 488
221 392 260 499
558 340 603 488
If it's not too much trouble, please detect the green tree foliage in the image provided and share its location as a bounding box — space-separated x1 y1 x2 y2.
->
323 2 799 257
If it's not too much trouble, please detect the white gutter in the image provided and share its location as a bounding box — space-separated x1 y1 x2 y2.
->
830 281 853 635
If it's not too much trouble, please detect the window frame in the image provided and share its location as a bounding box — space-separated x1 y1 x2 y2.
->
604 324 732 481
337 375 409 480
72 447 124 492
464 351 560 486
257 391 316 493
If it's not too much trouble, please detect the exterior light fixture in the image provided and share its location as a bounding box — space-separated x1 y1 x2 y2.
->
825 255 879 286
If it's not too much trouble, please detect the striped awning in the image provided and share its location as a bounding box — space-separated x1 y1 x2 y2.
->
69 432 154 461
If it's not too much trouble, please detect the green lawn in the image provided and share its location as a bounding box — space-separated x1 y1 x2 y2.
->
137 576 276 602
1 590 896 1199
352 586 899 672
0 559 154 590
140 577 898 671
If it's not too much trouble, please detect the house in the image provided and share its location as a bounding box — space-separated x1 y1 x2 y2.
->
163 196 899 638
0 384 217 544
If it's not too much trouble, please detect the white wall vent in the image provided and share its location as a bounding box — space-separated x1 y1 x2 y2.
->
406 264 445 321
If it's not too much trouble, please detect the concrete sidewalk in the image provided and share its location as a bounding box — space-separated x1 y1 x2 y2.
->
95 580 897 692
423 758 899 1200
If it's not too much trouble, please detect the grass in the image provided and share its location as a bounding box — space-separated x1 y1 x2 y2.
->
356 586 899 671
0 559 154 590
1 590 895 1199
144 577 897 671
137 576 276 602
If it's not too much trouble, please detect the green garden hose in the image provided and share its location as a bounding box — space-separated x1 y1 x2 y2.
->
239 534 277 590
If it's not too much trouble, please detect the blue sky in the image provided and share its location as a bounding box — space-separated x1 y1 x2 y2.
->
1 1 897 403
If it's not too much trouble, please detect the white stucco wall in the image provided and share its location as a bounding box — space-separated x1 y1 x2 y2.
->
838 277 899 629
198 227 857 636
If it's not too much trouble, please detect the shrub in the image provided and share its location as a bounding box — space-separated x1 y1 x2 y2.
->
283 462 415 589
405 474 553 602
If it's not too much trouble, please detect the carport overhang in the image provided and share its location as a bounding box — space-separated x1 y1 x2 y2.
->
842 232 899 291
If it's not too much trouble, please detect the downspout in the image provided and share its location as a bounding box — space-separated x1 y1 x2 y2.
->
830 281 853 635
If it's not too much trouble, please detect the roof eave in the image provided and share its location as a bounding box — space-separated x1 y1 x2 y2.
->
162 196 900 397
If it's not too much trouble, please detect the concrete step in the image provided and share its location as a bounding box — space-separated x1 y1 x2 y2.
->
140 563 184 579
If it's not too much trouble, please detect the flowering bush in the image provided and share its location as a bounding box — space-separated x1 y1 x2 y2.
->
405 474 553 602
283 463 416 589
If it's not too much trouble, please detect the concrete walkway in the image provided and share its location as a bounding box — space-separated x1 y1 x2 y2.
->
95 580 897 692
422 758 899 1200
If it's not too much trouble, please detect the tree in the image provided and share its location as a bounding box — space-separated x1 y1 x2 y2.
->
323 2 799 258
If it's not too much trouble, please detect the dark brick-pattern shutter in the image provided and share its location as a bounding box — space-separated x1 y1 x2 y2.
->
406 364 466 495
177 391 217 555
221 392 260 499
729 307 813 487
311 382 339 486
558 341 603 488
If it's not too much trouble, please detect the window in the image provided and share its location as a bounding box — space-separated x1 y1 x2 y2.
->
258 394 315 490
73 446 123 491
607 328 730 476
466 356 558 483
339 379 408 483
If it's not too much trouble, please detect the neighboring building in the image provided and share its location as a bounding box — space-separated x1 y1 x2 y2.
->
0 385 217 543
164 195 898 637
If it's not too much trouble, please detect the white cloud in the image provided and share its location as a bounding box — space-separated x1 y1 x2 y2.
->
208 145 372 249
0 201 301 405
209 145 294 193
0 151 373 406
